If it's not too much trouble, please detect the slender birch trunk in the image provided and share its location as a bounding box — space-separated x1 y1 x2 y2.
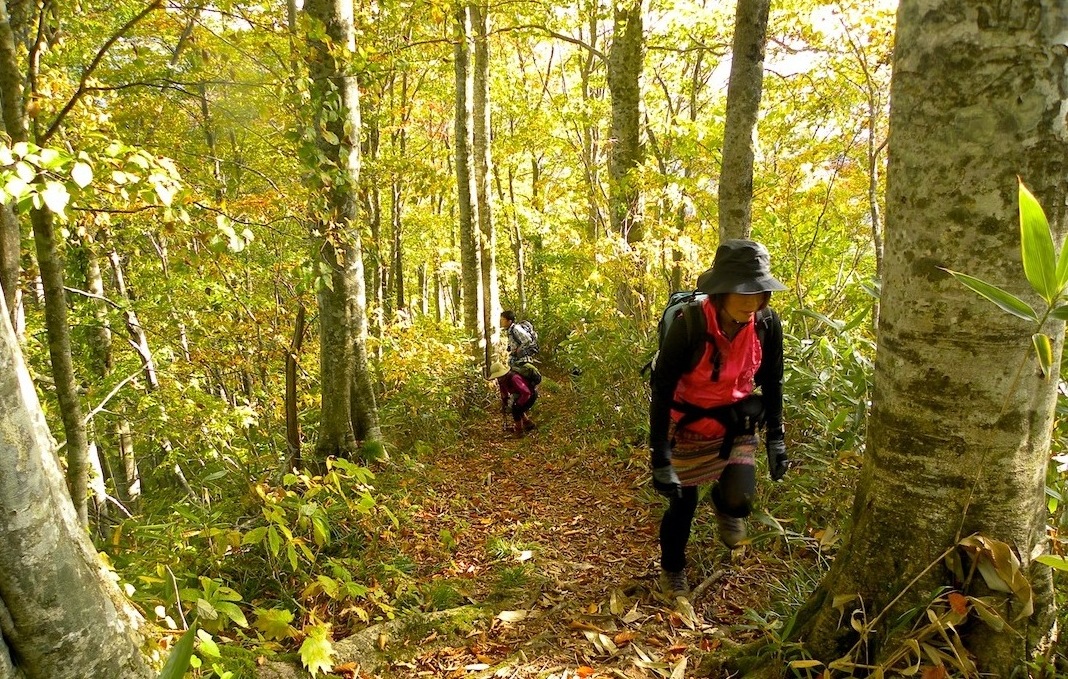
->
718 0 770 241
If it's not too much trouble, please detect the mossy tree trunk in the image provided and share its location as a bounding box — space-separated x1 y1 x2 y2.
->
796 1 1066 673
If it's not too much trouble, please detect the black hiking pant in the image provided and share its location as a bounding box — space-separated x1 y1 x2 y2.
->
659 463 756 573
510 390 538 421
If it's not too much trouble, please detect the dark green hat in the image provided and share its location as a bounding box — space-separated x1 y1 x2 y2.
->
696 239 787 295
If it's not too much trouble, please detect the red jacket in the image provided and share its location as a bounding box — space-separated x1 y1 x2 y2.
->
670 298 762 437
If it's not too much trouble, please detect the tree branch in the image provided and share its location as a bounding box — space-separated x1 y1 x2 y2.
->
39 0 162 144
500 24 606 62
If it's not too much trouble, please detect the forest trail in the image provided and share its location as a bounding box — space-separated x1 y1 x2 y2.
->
376 369 789 679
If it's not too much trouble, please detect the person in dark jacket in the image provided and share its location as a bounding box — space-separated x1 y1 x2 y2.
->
649 240 790 597
489 361 538 436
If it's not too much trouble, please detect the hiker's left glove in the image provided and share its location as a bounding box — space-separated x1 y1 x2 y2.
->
652 465 682 499
767 439 788 481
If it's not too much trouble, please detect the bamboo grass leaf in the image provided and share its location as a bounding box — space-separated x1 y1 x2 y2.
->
1019 180 1058 303
941 269 1037 322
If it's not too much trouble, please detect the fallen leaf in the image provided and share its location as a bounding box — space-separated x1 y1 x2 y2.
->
586 602 599 615
497 610 528 623
613 631 638 645
948 592 968 616
569 620 604 633
577 667 596 677
921 667 947 679
670 656 687 679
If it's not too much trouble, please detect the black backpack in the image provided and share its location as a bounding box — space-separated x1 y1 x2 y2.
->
512 362 542 388
510 320 540 358
643 290 772 380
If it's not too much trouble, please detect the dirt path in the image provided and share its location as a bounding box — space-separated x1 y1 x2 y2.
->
383 372 786 679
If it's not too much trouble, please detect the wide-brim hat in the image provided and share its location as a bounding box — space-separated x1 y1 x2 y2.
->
487 362 510 379
696 239 787 295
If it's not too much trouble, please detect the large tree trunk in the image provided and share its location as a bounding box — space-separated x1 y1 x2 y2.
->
304 0 378 460
607 0 644 321
718 0 770 242
0 295 151 679
472 2 499 365
454 1 485 355
797 1 1065 673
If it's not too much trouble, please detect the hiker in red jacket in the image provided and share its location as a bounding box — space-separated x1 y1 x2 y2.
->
649 240 789 598
488 361 538 436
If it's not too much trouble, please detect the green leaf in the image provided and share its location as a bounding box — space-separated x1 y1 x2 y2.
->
196 629 221 658
321 130 339 146
241 526 268 545
267 525 281 557
214 601 248 628
157 625 197 679
4 177 28 199
299 624 334 676
1032 333 1053 378
1050 304 1068 321
253 608 296 641
70 162 93 188
1019 180 1059 303
942 268 1037 322
1036 554 1068 571
41 181 70 218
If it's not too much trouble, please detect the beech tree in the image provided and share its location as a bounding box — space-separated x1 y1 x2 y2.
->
304 0 380 459
718 0 770 241
0 295 151 679
454 1 486 358
791 1 1065 674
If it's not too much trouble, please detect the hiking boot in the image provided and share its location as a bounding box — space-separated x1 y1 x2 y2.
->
522 416 537 431
512 421 525 438
660 569 689 597
715 510 747 549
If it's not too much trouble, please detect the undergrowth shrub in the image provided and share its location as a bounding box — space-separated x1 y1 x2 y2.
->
375 318 481 449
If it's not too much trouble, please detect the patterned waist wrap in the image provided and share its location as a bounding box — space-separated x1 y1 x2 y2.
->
669 422 757 487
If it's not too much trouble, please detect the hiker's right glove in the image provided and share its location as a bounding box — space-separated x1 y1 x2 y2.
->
767 439 788 481
652 465 683 499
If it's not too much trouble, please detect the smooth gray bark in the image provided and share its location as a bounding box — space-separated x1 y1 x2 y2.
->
798 1 1065 672
305 0 379 458
607 0 644 322
607 0 643 245
718 0 770 241
454 1 485 354
0 295 151 678
30 208 89 527
472 3 499 364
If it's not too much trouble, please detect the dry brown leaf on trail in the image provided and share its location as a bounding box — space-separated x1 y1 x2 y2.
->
621 604 644 624
947 592 968 616
699 638 721 652
613 631 639 645
669 657 687 679
577 666 597 677
921 667 948 679
569 620 605 633
333 662 359 678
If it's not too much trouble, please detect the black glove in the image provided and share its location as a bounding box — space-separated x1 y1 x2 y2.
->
652 465 682 498
767 439 788 481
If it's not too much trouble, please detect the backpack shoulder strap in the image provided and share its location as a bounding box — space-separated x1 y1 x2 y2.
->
755 307 774 347
680 300 711 372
